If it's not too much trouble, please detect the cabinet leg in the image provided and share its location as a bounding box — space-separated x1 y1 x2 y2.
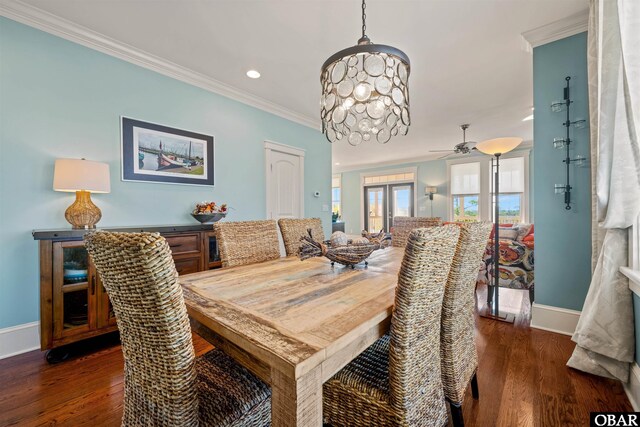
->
45 348 70 364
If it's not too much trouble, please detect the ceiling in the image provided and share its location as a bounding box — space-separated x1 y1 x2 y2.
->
14 0 588 170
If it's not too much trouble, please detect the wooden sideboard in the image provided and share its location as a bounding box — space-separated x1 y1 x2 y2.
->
33 224 221 359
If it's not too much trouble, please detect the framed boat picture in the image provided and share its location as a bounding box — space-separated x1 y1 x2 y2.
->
121 117 214 186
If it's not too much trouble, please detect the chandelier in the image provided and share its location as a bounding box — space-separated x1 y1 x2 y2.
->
321 0 410 145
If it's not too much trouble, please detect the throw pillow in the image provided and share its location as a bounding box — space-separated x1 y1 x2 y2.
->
513 223 532 242
499 228 519 240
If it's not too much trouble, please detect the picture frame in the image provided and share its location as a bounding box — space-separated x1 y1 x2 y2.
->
121 117 214 186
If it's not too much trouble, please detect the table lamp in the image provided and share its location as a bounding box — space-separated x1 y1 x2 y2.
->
53 158 111 229
475 137 522 323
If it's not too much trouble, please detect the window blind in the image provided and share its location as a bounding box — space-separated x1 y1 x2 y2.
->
491 157 524 193
451 162 480 195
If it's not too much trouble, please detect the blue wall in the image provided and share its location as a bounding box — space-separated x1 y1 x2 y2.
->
533 33 591 311
339 150 532 235
0 18 331 329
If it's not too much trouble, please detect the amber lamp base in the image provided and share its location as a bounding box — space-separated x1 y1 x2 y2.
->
65 190 102 229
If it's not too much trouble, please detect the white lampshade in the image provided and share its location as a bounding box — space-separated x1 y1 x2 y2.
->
53 158 111 193
475 137 523 155
425 186 438 195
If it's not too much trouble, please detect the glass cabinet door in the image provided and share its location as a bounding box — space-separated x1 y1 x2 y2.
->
52 241 97 339
205 231 222 269
97 274 117 328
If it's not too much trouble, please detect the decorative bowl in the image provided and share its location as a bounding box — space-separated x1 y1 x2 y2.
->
63 269 88 278
63 269 88 284
299 230 391 268
191 212 226 224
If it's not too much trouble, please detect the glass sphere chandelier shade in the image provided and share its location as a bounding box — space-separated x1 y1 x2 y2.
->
320 0 410 145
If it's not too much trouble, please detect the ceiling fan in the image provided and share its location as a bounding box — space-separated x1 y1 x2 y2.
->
430 124 477 159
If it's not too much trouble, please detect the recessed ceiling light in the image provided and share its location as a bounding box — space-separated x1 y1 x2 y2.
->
246 70 261 79
522 114 534 122
335 162 341 165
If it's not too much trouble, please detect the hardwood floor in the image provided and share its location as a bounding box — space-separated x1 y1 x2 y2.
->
0 285 631 427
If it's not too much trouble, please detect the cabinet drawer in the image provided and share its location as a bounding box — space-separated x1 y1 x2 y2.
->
174 257 201 275
164 234 200 255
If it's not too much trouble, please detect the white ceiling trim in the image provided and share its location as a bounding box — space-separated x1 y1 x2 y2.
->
521 9 589 49
0 0 320 130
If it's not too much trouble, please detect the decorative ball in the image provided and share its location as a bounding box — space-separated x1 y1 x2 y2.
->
330 231 348 247
351 237 370 245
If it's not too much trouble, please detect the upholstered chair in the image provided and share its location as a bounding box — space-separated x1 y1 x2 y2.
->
391 216 442 247
84 231 271 426
278 218 325 256
214 220 280 268
441 222 493 427
323 225 461 426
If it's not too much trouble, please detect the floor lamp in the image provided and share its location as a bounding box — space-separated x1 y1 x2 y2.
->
476 137 522 323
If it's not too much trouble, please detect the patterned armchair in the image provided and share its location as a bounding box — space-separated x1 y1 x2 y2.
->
477 224 534 303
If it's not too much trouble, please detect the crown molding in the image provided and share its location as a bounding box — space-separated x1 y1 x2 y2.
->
522 9 589 49
0 0 320 130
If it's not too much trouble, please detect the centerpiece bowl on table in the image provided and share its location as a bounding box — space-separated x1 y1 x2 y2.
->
299 230 390 267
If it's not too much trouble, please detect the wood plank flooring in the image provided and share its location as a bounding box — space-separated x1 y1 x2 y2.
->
0 285 631 427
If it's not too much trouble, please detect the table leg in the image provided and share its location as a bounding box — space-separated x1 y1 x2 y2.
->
271 365 323 427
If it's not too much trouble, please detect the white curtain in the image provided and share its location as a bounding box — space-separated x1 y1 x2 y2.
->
567 0 640 381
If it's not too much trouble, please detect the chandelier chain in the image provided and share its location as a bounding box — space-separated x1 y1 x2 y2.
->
361 0 367 39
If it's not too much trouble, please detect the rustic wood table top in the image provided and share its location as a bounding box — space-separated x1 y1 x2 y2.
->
180 246 404 427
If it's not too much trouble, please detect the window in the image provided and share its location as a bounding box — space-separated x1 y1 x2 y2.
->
332 175 341 217
450 162 480 222
363 172 415 185
448 153 529 223
489 157 525 224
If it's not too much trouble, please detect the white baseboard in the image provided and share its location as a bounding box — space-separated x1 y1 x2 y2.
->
0 321 40 360
530 303 581 336
624 362 640 411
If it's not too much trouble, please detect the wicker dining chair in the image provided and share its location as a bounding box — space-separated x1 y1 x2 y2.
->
391 216 442 247
84 231 270 427
214 220 280 268
323 225 461 427
440 222 493 427
278 218 325 256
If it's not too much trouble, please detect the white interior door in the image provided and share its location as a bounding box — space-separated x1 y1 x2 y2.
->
265 142 304 255
268 150 301 219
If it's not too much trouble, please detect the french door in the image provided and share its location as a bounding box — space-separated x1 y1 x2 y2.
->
364 183 414 232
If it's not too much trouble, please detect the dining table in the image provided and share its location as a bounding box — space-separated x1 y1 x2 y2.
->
180 246 404 427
